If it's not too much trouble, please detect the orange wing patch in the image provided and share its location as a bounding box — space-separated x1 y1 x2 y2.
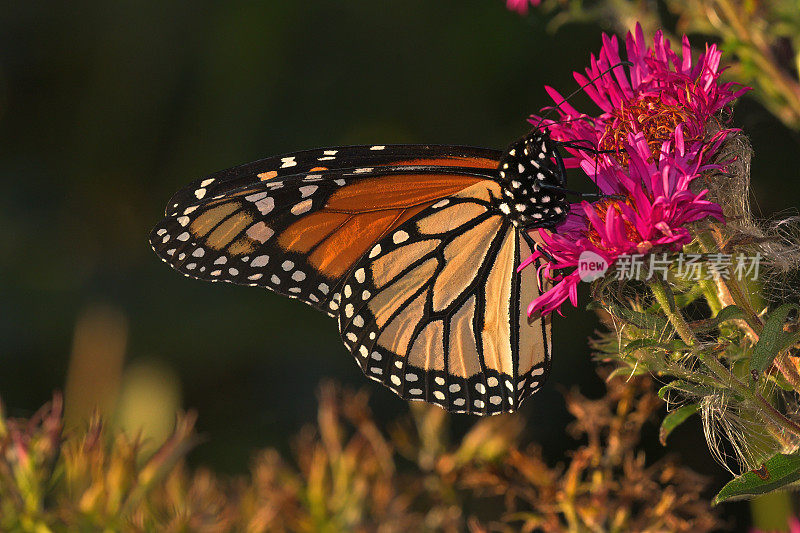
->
325 174 484 211
379 156 499 170
257 170 279 181
278 174 487 279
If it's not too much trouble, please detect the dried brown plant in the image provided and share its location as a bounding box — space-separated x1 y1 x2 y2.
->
0 373 721 532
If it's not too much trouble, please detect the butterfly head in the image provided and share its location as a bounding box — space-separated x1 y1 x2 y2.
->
496 129 571 228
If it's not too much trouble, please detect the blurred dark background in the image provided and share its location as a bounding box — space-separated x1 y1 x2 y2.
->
1 1 798 527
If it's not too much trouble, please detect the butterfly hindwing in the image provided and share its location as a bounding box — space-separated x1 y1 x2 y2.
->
336 181 551 415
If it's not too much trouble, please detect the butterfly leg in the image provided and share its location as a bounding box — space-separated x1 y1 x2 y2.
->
521 231 558 263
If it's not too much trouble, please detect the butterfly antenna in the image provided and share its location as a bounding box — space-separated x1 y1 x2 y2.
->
533 60 633 130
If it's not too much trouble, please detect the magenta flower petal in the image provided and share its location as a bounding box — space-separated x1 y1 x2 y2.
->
521 24 745 316
506 0 541 14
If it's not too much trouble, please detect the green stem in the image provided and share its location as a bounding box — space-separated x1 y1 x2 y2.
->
698 278 723 316
696 232 763 336
649 279 800 440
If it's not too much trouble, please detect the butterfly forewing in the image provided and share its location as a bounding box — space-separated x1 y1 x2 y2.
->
336 181 551 415
151 174 351 313
151 145 503 316
163 144 502 216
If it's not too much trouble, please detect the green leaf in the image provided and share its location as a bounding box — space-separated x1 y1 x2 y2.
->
768 371 796 392
750 304 800 373
717 305 747 323
664 339 691 352
659 404 699 445
611 304 670 332
657 380 714 400
624 338 690 354
586 298 671 333
672 283 705 308
714 453 800 504
623 339 658 353
689 305 746 333
606 366 648 380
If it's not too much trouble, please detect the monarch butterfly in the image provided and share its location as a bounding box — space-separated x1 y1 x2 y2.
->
150 129 593 416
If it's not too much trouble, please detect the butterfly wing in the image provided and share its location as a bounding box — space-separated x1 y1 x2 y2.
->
150 145 503 315
337 180 551 415
163 144 502 216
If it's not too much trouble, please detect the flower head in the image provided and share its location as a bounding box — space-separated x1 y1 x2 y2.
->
522 130 724 316
535 23 747 168
520 24 746 316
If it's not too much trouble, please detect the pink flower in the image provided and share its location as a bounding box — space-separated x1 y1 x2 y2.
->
519 23 746 316
520 129 724 316
506 0 541 14
535 23 748 169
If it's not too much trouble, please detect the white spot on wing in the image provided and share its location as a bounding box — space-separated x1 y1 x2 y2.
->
246 222 274 243
392 231 409 244
299 185 318 198
251 255 269 267
245 191 268 202
255 197 274 215
291 199 312 215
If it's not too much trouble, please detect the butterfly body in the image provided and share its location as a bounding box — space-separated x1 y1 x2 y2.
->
151 130 567 415
496 129 570 228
